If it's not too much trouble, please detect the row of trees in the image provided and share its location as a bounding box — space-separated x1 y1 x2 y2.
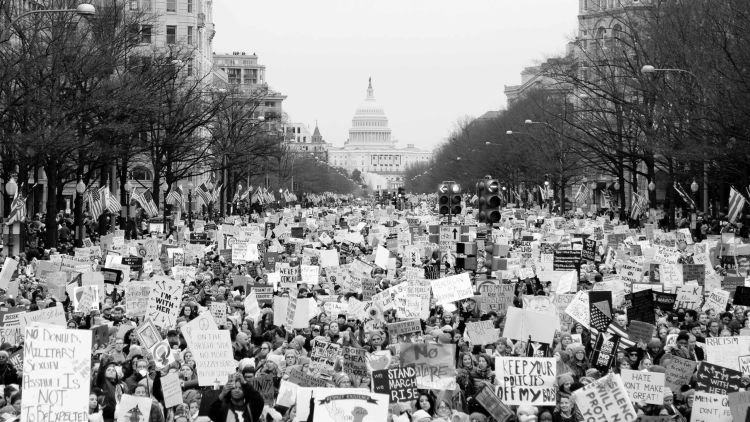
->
0 1 354 246
407 0 750 220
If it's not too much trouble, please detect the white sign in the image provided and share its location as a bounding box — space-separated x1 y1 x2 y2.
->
430 273 474 304
146 278 184 328
621 369 665 405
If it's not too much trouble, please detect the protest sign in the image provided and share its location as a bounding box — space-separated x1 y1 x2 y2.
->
430 273 474 304
399 343 456 390
210 302 227 327
626 289 655 324
135 319 161 350
372 364 419 403
553 249 580 271
495 357 556 406
18 303 66 331
124 281 152 318
310 339 342 376
503 306 557 345
312 389 388 422
0 258 18 290
590 332 620 373
22 325 91 422
475 385 512 422
287 366 328 388
466 320 500 345
278 263 299 289
564 289 591 329
161 371 184 408
180 311 218 346
734 286 750 306
573 374 637 422
728 391 750 422
696 361 742 395
621 369 665 405
116 395 152 422
652 291 677 312
692 391 732 422
476 282 515 314
191 329 235 387
704 336 750 371
146 278 183 328
675 284 703 310
341 346 368 378
627 320 656 344
386 319 422 344
703 289 730 314
300 265 320 284
248 375 275 405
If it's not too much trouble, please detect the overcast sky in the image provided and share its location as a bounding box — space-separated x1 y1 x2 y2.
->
212 0 579 151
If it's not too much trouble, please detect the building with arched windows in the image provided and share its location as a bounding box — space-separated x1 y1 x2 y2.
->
327 78 431 190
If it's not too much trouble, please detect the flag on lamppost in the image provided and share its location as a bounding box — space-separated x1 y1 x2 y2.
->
728 186 747 223
88 187 104 220
195 183 212 208
106 189 122 214
166 186 185 209
5 184 26 225
212 183 222 205
673 182 696 209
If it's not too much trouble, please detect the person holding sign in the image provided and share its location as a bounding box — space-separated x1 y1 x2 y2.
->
207 373 264 422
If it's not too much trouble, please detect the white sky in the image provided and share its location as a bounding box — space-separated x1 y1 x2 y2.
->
212 0 579 151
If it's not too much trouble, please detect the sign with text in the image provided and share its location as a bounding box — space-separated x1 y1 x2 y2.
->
399 343 456 390
372 365 419 403
430 273 474 304
573 374 637 422
495 357 556 406
621 369 665 405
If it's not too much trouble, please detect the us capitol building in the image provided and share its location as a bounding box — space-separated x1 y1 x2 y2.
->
328 78 431 190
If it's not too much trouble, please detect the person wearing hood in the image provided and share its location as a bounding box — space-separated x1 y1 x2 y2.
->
565 344 590 379
645 337 665 365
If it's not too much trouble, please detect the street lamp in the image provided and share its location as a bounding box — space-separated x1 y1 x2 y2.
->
187 182 194 231
1 4 96 42
648 180 656 191
73 177 86 247
4 178 17 256
641 65 699 80
124 181 132 237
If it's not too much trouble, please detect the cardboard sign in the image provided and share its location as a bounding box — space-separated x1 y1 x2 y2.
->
310 339 342 376
695 362 742 395
704 336 750 371
475 385 513 422
341 346 368 378
248 375 275 405
495 357 556 406
22 325 91 422
664 354 698 392
466 320 500 346
503 306 557 345
621 369 665 405
627 320 656 344
703 289 730 314
191 329 235 387
477 282 515 314
430 273 474 304
372 365 419 403
146 278 183 328
399 343 456 390
573 374 637 422
692 391 733 422
675 284 703 310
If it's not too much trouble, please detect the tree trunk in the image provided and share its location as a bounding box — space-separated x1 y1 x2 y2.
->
45 158 59 248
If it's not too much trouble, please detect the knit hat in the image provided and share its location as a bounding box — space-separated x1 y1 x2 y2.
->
557 373 575 386
438 333 453 344
647 337 663 348
411 410 431 422
579 376 595 385
468 413 487 422
333 372 350 386
649 365 666 373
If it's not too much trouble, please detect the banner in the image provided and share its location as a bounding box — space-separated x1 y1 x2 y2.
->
312 389 389 422
21 325 91 422
399 343 456 390
495 357 556 406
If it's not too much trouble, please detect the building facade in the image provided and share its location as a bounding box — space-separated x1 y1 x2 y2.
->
284 122 329 161
328 79 431 190
212 51 286 119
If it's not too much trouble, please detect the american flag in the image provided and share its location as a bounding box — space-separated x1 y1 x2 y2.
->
728 186 747 223
673 182 696 209
5 185 26 225
166 186 185 209
88 187 104 219
106 190 121 214
590 320 636 350
538 185 548 201
212 183 222 205
575 184 585 206
630 192 648 220
196 183 212 207
141 189 159 217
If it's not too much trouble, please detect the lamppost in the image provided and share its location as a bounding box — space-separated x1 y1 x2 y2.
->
5 178 17 256
1 3 96 39
690 179 699 229
187 182 194 231
123 181 132 238
75 177 86 247
642 64 708 215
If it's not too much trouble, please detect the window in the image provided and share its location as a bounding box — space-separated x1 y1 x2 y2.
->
142 0 151 10
132 167 152 181
187 26 193 45
187 59 193 76
166 25 176 44
140 25 152 44
129 0 138 10
187 0 193 13
167 0 176 12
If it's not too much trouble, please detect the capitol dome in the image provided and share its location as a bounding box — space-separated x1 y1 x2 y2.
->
347 78 393 148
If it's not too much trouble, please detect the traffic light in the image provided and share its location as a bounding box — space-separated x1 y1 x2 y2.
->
438 182 451 215
391 191 397 206
450 183 462 215
477 177 501 224
438 181 461 216
397 187 406 210
374 190 381 204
